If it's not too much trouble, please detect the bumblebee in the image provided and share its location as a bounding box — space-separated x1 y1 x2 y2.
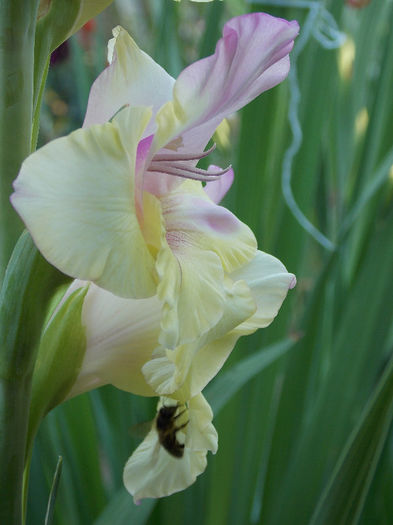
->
156 404 189 458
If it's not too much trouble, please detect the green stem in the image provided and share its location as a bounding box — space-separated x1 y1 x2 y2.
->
31 55 50 152
0 1 40 283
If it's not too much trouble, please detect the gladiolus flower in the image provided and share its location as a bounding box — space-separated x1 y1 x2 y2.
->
16 13 298 500
12 13 299 351
53 241 295 500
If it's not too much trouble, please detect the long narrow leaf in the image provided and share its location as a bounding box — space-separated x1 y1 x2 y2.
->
310 352 393 525
205 339 296 415
93 489 155 525
45 456 63 525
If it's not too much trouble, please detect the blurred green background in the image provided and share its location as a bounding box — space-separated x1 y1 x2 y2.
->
28 0 393 524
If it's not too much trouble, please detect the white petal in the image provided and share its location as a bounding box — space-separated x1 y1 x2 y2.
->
153 13 299 152
12 106 158 299
143 278 255 398
123 393 217 502
204 167 234 204
155 180 256 349
84 26 175 128
64 282 160 398
231 250 296 332
156 236 226 349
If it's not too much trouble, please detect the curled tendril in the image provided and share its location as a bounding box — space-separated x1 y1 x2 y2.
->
248 0 345 251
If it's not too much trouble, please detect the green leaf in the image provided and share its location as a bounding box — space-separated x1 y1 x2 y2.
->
309 352 393 525
93 488 155 525
205 339 295 415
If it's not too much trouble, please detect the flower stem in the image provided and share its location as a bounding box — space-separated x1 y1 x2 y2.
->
0 0 39 283
0 3 43 523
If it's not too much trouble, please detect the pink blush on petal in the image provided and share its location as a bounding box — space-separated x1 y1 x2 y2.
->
165 195 242 237
136 135 154 175
135 135 154 219
204 167 234 204
202 206 241 235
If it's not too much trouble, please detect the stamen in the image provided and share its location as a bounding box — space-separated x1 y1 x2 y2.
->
148 161 232 182
147 142 230 183
153 143 217 163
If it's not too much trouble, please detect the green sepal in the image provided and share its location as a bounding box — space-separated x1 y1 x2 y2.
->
27 284 89 454
0 231 67 524
36 0 114 53
33 0 114 120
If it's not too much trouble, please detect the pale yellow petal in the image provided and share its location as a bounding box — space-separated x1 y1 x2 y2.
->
84 26 174 127
155 180 256 349
12 106 158 299
187 393 218 453
142 346 186 397
123 393 217 502
145 252 295 400
143 279 255 398
66 282 160 398
156 236 226 349
231 250 296 333
174 332 242 402
162 180 257 273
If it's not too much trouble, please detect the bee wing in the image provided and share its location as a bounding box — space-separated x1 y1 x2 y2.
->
129 419 155 440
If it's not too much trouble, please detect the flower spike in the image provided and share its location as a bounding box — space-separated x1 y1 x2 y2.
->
13 14 298 349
